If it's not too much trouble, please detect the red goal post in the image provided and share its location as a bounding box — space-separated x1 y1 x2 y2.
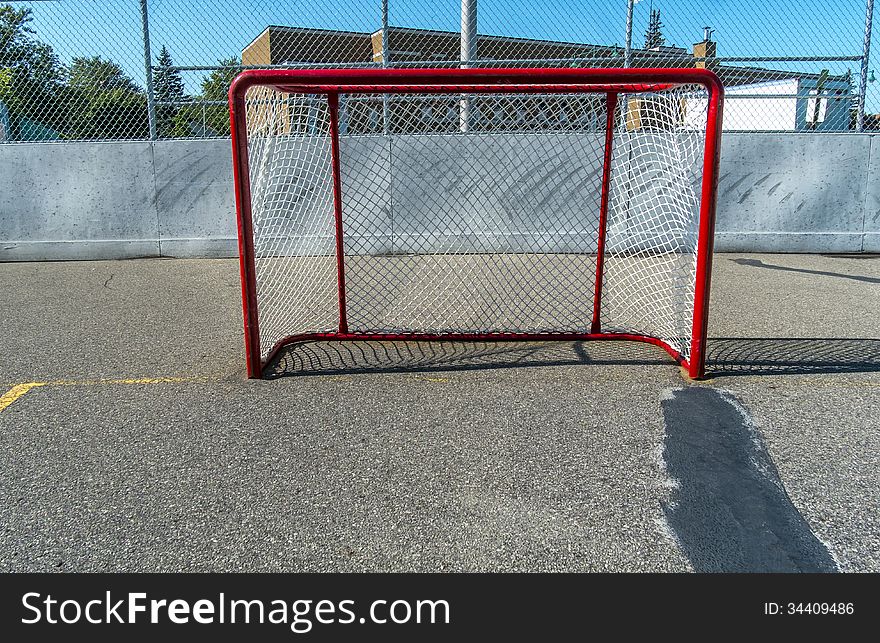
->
229 67 724 379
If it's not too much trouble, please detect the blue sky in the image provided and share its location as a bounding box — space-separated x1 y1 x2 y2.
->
11 0 875 104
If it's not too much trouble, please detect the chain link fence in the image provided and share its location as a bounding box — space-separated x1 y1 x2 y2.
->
0 0 876 142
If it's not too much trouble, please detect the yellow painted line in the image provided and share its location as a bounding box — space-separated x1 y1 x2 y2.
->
0 375 219 413
49 376 211 386
0 382 47 413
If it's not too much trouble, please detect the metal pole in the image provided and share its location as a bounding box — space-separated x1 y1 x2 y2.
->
328 93 349 335
139 0 157 140
688 75 724 380
382 0 390 135
591 92 619 335
460 0 477 132
858 0 875 131
624 0 635 68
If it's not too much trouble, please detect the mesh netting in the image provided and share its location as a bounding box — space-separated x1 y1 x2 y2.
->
242 82 709 362
602 91 707 358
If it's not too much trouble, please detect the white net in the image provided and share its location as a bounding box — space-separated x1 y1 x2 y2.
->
602 92 708 358
242 81 710 364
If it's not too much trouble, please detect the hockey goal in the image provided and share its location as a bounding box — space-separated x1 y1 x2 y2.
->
229 68 723 379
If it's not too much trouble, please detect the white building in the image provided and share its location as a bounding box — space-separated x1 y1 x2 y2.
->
720 76 851 131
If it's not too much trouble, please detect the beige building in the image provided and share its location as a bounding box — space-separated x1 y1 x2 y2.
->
242 27 374 67
243 25 630 68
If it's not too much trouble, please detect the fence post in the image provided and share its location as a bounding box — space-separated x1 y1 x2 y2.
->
460 0 477 132
382 0 390 135
139 0 157 140
624 0 635 68
858 0 875 131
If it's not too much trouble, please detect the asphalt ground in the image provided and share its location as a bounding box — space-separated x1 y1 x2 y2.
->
0 253 877 572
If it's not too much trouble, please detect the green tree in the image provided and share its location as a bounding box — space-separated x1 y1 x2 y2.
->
153 45 185 136
0 4 67 138
67 56 147 139
171 56 240 137
68 56 140 93
644 9 666 50
201 57 240 102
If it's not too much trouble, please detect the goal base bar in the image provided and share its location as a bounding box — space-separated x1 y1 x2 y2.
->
253 331 701 380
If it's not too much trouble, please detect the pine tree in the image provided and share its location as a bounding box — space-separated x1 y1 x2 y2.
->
153 46 185 136
644 9 666 50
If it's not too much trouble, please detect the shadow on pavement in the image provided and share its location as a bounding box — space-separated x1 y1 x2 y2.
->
708 338 880 377
264 339 670 378
731 257 880 284
264 337 880 379
661 387 839 572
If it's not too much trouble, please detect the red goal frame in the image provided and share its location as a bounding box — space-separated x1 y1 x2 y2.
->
229 67 724 379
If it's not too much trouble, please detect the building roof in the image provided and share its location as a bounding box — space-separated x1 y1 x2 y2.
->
245 25 852 89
